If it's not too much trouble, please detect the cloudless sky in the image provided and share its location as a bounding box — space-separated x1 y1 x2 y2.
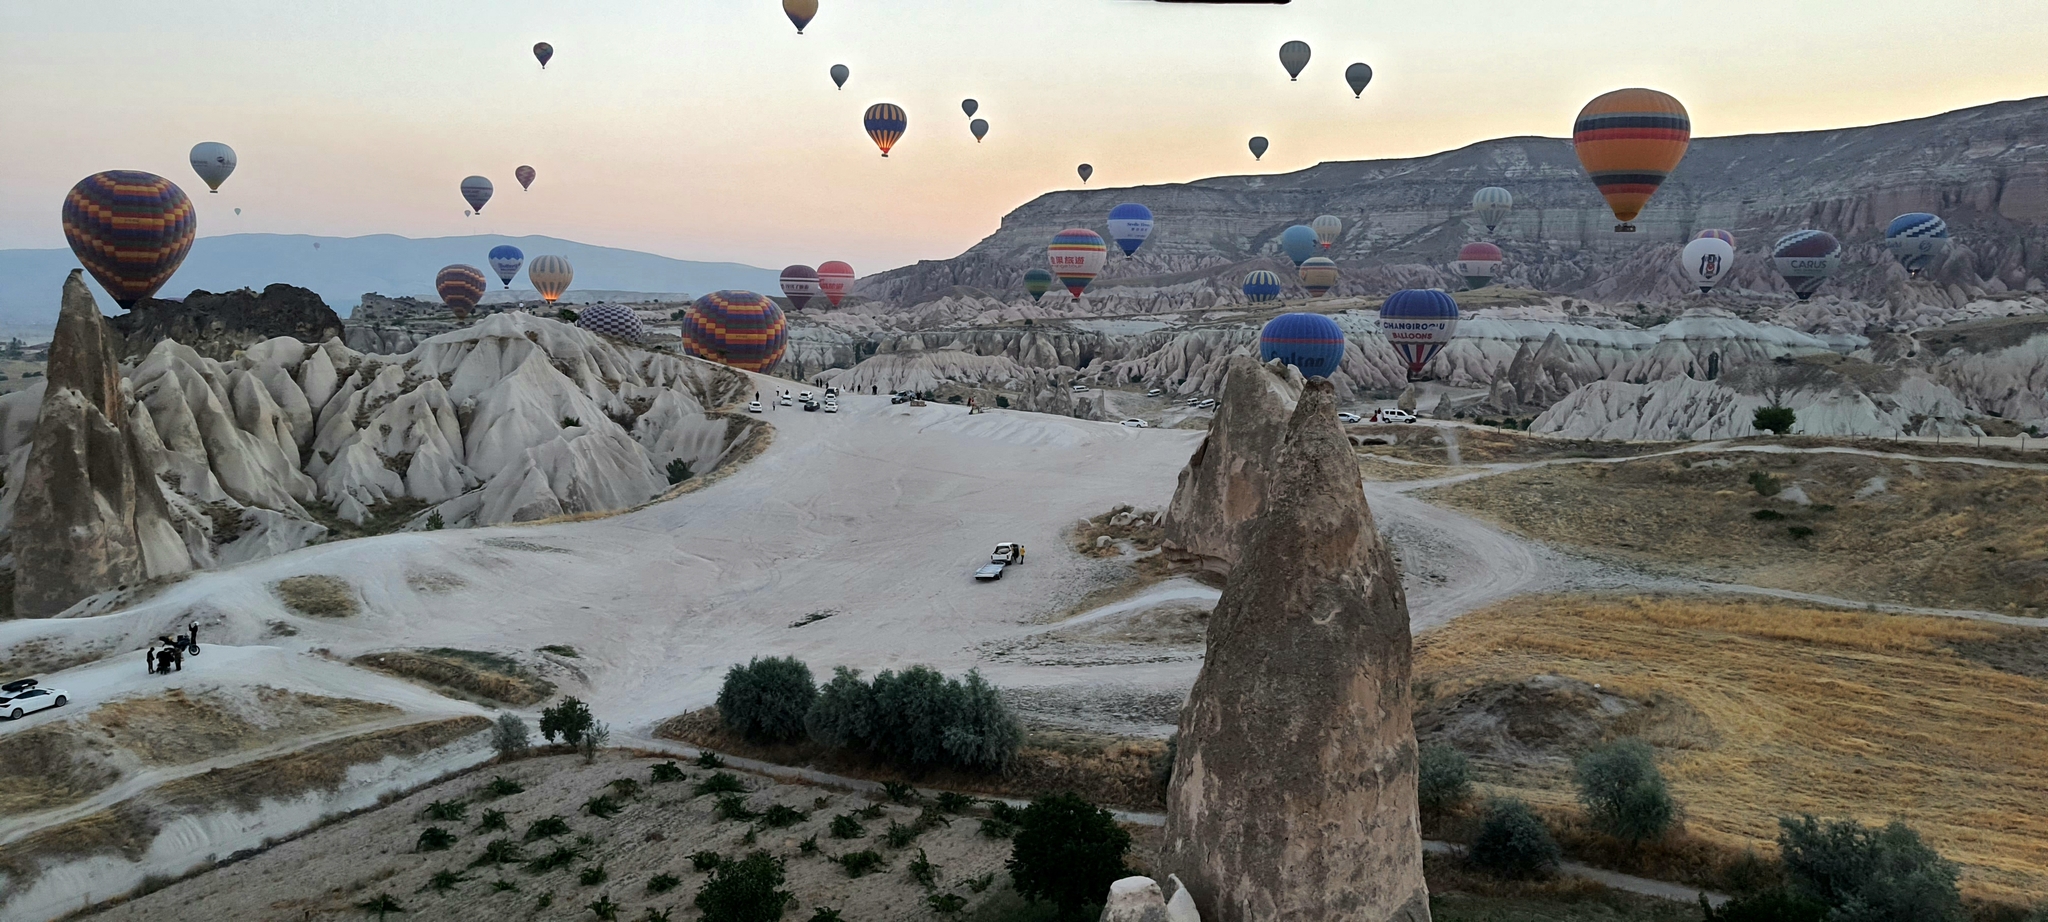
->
5 0 2046 275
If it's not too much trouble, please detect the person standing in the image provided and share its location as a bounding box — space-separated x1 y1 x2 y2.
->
145 643 156 674
171 646 183 672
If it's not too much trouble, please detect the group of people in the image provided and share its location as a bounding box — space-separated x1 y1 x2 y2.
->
145 621 202 675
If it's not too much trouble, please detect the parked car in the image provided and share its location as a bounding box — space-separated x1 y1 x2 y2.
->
974 563 1007 581
1198 398 1218 409
1145 388 1163 397
1337 412 1362 424
803 400 820 412
1187 397 1202 407
780 395 794 406
890 393 911 405
825 387 840 399
798 391 813 403
1372 408 1418 424
1071 384 1090 392
1120 418 1149 428
747 400 764 413
1 680 67 720
824 401 839 413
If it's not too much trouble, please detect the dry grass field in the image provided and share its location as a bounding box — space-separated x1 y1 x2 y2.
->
1422 450 2048 615
1414 594 2048 904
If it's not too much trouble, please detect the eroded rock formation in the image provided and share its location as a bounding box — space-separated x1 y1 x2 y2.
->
1159 356 1304 576
1164 377 1428 921
109 284 344 362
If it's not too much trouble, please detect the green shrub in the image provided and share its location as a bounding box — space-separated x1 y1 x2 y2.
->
928 893 967 914
995 396 1010 409
979 817 1018 839
585 795 623 818
666 459 694 485
882 821 919 848
586 894 619 920
1700 890 1828 922
357 893 405 920
476 809 509 833
1752 508 1786 521
915 805 953 831
471 838 524 868
694 851 792 922
881 781 918 804
1776 815 1963 922
829 814 866 839
696 751 726 769
798 835 819 855
808 909 843 922
762 804 808 828
719 656 818 744
524 845 582 874
804 665 1022 773
425 511 445 530
580 720 611 764
908 848 939 889
1754 405 1797 436
691 851 727 872
715 793 760 821
427 869 467 892
1788 526 1815 540
836 850 885 878
967 872 995 893
524 816 571 841
651 761 686 783
492 713 531 760
417 826 457 852
1575 739 1675 845
540 697 595 745
609 778 642 798
856 803 886 821
1467 798 1560 879
558 309 579 322
647 873 682 894
491 879 517 892
694 772 747 797
423 800 468 822
1007 793 1131 921
935 791 978 814
1417 744 1471 822
871 666 963 768
1749 470 1782 496
643 908 673 922
806 667 878 749
580 864 608 886
944 670 1024 770
483 775 524 798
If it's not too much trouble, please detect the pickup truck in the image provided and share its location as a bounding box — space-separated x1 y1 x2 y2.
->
991 542 1025 565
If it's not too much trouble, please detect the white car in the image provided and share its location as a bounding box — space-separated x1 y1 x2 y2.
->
1373 408 1418 424
798 391 813 403
2 680 68 720
1146 388 1163 397
1120 418 1149 428
1337 412 1362 424
1198 398 1218 409
1071 384 1090 392
1186 397 1202 407
747 400 764 413
780 395 794 407
823 401 839 413
825 387 840 399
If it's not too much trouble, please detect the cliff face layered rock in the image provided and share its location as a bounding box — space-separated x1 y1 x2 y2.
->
1160 356 1305 576
10 273 193 617
1164 377 1428 922
109 284 344 362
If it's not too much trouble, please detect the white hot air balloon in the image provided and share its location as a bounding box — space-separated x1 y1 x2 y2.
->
1682 236 1736 293
1473 187 1512 232
528 255 575 303
188 142 237 193
1312 215 1342 250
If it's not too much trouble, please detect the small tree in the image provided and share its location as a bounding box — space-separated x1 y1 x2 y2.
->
540 697 595 746
806 667 877 748
1416 743 1472 823
1467 798 1560 879
718 657 818 744
425 511 445 530
869 666 958 769
1754 405 1797 436
995 395 1010 409
558 309 579 323
581 721 611 764
1575 739 1675 846
1776 815 1964 922
666 459 694 485
1007 793 1132 921
694 851 792 922
941 670 1023 771
492 713 531 761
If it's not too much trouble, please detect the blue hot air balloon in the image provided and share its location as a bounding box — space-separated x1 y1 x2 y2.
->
1885 213 1951 278
1106 203 1155 257
1259 312 1346 379
1243 270 1282 303
1379 289 1461 376
1280 225 1319 267
488 245 525 289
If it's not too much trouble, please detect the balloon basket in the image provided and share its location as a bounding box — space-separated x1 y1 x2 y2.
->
1615 223 1637 233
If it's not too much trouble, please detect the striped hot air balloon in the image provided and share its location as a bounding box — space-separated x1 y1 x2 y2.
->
1024 268 1053 302
1260 312 1345 379
576 304 645 341
61 171 197 308
1472 187 1513 232
1885 213 1950 278
1772 231 1842 301
780 264 822 309
1573 89 1691 232
1298 257 1339 298
436 265 487 319
817 261 855 306
488 245 525 288
1452 242 1503 290
1048 229 1107 297
1243 270 1282 303
1696 228 1736 245
1312 215 1343 249
516 165 536 191
864 103 906 157
1379 289 1461 377
528 255 574 303
684 291 788 372
460 175 494 214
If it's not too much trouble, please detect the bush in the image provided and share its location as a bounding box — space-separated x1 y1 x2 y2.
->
418 826 458 852
1788 526 1815 540
1776 815 1964 922
651 761 686 784
357 893 405 920
696 750 727 769
524 816 571 841
715 793 760 821
881 781 919 804
1149 734 1178 801
581 721 611 764
647 872 682 894
525 845 582 874
580 864 609 886
1007 793 1131 921
585 795 623 818
928 893 967 914
803 664 1023 773
428 869 467 892
540 697 595 745
936 791 978 813
908 848 939 889
666 459 694 485
1752 509 1786 521
586 895 620 921
1416 744 1471 822
808 909 843 922
995 396 1010 409
425 511 445 530
423 800 468 822
720 657 818 744
1575 739 1675 845
1749 470 1782 496
609 778 641 798
483 775 523 798
472 838 525 868
882 821 920 848
1700 890 1828 922
944 670 1024 770
695 772 747 797
476 809 509 833
691 851 727 872
762 804 808 828
695 851 792 922
1467 798 1560 879
558 309 579 322
836 850 885 878
1754 405 1797 436
806 667 878 749
829 814 866 839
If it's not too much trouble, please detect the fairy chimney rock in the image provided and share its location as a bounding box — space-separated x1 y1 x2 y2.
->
1159 355 1304 577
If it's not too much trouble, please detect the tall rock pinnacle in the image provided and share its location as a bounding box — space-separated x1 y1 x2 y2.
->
1159 355 1304 577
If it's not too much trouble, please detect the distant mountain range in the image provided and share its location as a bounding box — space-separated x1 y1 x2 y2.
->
0 233 783 329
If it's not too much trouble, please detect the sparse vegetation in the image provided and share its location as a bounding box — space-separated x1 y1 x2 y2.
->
830 814 866 839
581 721 612 764
273 574 359 617
719 656 818 743
836 849 885 878
647 872 682 894
696 751 727 769
585 794 623 818
691 850 728 872
360 649 556 707
715 793 760 821
426 869 467 892
524 844 582 874
882 780 919 804
357 893 406 919
493 713 533 759
471 837 524 867
1574 739 1675 846
694 851 792 922
423 799 468 822
695 772 747 797
936 791 978 814
417 826 458 852
609 777 642 798
882 820 919 848
762 804 808 828
580 863 609 886
525 815 572 841
798 835 819 855
908 848 939 889
541 697 596 746
1418 743 1473 825
1748 470 1782 496
476 809 509 833
484 775 525 798
928 892 968 914
651 761 686 783
587 894 620 920
1468 798 1561 879
1006 793 1131 921
667 459 695 485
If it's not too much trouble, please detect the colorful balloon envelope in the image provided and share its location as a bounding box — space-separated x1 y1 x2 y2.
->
684 291 788 372
864 103 906 157
817 261 856 307
461 175 494 214
1696 228 1736 245
1077 164 1093 183
1379 288 1461 376
1681 236 1735 294
1243 270 1282 304
62 171 197 309
780 264 822 309
1771 231 1841 301
188 142 236 193
1280 225 1319 267
436 265 487 319
528 255 574 303
1573 88 1691 232
516 165 536 191
1107 203 1155 257
1298 257 1339 298
1453 243 1503 290
533 42 553 69
830 64 849 89
1024 268 1054 301
576 304 645 342
1260 312 1345 379
784 0 818 33
488 245 525 288
1279 41 1310 81
1885 213 1950 278
1312 215 1342 250
970 118 989 143
1048 229 1107 297
1472 187 1513 232
1346 63 1373 98
1249 136 1269 161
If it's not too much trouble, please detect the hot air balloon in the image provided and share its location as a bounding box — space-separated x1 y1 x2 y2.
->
436 265 487 320
234 208 241 215
784 0 818 34
1312 215 1342 250
1077 164 1093 183
576 304 645 341
1346 63 1373 98
528 255 574 303
1886 213 1950 278
1107 204 1155 257
780 264 822 309
1573 89 1691 233
818 261 855 307
188 142 236 193
1772 231 1841 301
488 245 525 288
533 43 553 69
1298 257 1339 298
864 104 906 157
1452 243 1503 290
1681 235 1735 294
1472 187 1513 233
970 119 989 142
1249 136 1269 161
516 165 536 191
1379 289 1460 377
61 171 197 308
1260 312 1345 379
461 176 494 214
961 99 978 118
1697 228 1736 245
1049 229 1107 297
1280 225 1319 267
684 291 788 372
1279 41 1310 81
1024 268 1054 302
1243 270 1282 304
830 64 849 89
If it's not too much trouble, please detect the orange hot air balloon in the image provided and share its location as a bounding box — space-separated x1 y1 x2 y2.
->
1572 88 1691 233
